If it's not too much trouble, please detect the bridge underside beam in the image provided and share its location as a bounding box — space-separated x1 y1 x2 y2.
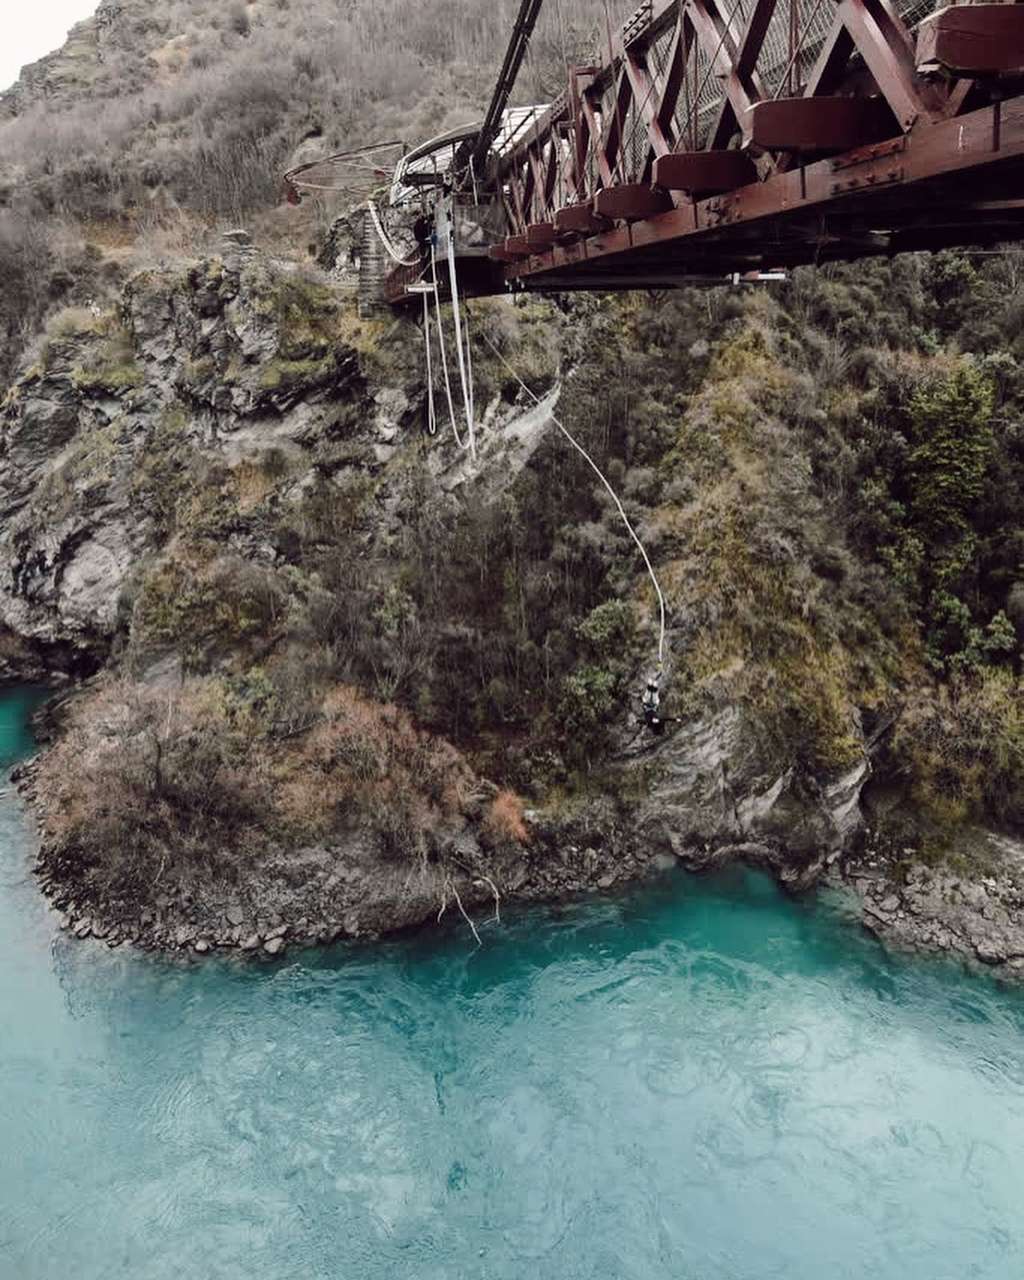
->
916 4 1024 78
501 97 1024 287
383 0 1024 303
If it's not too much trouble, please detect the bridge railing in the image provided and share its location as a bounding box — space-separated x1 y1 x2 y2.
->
488 0 1008 240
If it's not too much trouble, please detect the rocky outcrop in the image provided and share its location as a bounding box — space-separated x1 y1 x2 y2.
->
12 744 678 959
0 2 135 120
0 247 600 678
0 251 370 667
840 831 1024 975
2 15 105 119
633 701 872 888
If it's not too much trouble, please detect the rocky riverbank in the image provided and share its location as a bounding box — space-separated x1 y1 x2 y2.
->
8 671 1021 973
2 674 854 960
9 749 670 958
3 635 889 963
9 717 1024 974
836 831 1024 976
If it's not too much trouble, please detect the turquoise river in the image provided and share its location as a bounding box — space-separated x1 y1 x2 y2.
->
1 687 1023 1278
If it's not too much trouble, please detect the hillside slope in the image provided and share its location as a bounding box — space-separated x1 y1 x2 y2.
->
0 1 1023 967
0 0 599 388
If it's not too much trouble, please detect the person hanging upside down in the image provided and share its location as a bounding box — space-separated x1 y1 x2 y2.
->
640 678 663 734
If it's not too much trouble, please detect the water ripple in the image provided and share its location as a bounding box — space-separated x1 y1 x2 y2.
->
2 762 1024 1280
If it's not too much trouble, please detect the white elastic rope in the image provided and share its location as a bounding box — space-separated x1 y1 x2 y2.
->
422 291 437 435
443 208 478 459
292 180 375 193
366 199 419 266
462 292 475 427
429 243 470 450
479 329 667 666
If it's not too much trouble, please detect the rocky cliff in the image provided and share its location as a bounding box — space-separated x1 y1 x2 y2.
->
0 234 958 960
1 0 1022 973
1 8 111 118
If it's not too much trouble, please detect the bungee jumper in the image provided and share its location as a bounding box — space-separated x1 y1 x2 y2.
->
640 678 663 735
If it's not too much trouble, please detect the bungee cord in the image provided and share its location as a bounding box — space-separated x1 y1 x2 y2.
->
428 244 471 450
364 198 476 451
366 198 420 266
461 285 475 428
478 327 667 668
422 291 438 436
439 203 478 459
367 184 667 667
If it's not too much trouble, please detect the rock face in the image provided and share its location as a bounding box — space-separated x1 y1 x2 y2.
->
0 252 366 665
842 831 1024 974
0 249 611 677
633 702 872 887
2 13 105 118
1 3 135 120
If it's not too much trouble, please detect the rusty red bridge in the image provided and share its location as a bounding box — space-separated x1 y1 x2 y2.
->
374 0 1024 303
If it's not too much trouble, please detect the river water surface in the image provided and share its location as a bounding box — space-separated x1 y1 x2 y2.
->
1 689 1023 1278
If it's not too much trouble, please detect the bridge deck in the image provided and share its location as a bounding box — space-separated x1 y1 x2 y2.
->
384 0 1024 305
504 100 1024 289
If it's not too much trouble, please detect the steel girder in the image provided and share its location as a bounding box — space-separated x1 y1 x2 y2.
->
483 0 1024 286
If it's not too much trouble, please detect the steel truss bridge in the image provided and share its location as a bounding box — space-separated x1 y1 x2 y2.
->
378 0 1024 304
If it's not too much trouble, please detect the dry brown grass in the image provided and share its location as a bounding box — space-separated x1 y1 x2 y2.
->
36 672 480 902
274 685 473 860
232 458 279 513
482 789 529 846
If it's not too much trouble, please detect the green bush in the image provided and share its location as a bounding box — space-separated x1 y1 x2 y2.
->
906 362 994 542
576 599 635 657
559 666 618 746
894 669 1024 830
132 555 285 669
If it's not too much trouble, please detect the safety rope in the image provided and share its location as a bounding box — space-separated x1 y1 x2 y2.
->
440 204 478 459
462 291 475 427
469 155 480 208
424 235 666 665
422 291 438 435
429 244 470 450
478 328 667 667
366 198 420 266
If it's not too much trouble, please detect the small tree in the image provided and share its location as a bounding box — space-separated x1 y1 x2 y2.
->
906 361 994 545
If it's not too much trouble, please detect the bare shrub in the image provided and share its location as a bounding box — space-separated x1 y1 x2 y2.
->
274 685 473 861
0 210 53 384
483 789 529 846
0 0 606 236
38 670 480 904
39 678 273 897
228 2 251 36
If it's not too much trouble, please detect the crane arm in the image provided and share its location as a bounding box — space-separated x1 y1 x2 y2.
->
466 0 546 172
